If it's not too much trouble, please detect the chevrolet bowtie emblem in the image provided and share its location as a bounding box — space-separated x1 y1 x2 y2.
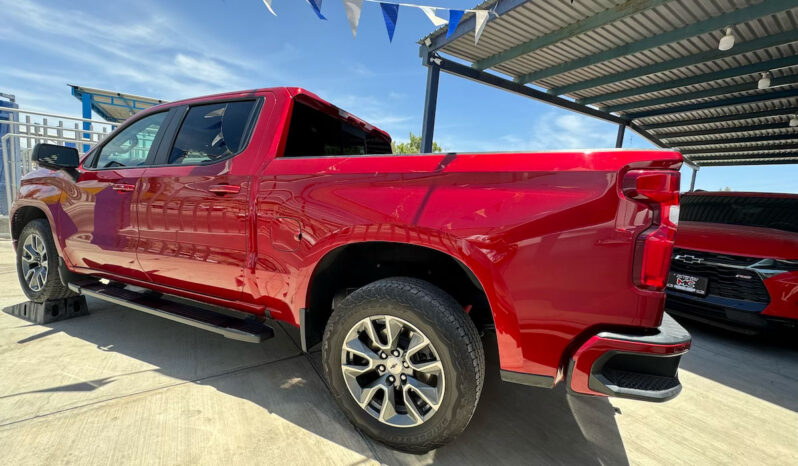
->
674 254 703 264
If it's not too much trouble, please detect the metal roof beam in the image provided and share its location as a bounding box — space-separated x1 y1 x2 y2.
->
681 142 798 155
472 0 670 71
426 0 528 52
673 135 798 148
548 30 798 96
114 95 136 113
432 55 628 125
628 121 667 148
87 102 115 123
626 88 798 119
516 0 795 85
659 122 793 138
605 74 798 113
692 152 798 160
693 157 798 166
640 109 796 130
579 55 798 105
692 152 798 161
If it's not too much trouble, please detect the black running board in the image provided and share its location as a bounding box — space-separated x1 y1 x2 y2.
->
68 282 274 343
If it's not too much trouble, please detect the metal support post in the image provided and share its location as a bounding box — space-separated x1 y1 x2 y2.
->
420 61 441 154
615 123 626 148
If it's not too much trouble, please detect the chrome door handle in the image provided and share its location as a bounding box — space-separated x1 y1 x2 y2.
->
209 184 241 194
112 183 135 192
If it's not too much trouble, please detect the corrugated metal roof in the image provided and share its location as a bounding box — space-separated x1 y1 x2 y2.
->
420 0 798 166
69 85 167 123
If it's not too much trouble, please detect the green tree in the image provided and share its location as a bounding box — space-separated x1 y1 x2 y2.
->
391 132 442 154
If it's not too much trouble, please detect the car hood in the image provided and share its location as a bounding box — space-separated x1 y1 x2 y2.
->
674 221 798 260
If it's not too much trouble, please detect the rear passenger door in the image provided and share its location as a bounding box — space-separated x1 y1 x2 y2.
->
136 98 265 301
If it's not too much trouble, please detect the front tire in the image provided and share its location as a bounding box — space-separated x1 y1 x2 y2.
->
16 219 76 303
322 277 484 453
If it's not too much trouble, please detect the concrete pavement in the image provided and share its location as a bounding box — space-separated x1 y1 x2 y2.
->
0 240 796 465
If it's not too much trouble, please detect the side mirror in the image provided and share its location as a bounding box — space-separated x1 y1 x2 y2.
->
32 143 80 170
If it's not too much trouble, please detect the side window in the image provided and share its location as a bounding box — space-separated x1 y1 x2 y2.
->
283 102 392 157
94 112 167 169
168 100 258 165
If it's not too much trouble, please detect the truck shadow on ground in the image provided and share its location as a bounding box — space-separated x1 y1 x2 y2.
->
312 335 630 465
5 300 628 464
671 315 798 413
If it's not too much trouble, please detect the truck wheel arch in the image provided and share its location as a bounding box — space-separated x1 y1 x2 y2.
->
10 202 73 265
301 241 493 352
11 204 52 242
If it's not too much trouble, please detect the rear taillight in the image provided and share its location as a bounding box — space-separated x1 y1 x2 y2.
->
623 170 680 289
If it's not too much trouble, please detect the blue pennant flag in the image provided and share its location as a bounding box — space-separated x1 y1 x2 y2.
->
447 9 465 38
380 3 400 42
307 0 326 20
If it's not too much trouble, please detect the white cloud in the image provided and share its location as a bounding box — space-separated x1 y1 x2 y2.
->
435 112 633 153
1 0 292 114
173 54 241 88
318 92 413 137
350 63 375 77
503 113 617 150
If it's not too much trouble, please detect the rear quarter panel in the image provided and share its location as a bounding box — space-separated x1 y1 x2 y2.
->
254 150 682 378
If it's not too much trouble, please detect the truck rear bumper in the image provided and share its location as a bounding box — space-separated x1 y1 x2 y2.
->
567 313 691 402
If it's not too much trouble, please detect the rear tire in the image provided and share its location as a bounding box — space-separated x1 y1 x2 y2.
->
322 277 484 453
16 219 76 303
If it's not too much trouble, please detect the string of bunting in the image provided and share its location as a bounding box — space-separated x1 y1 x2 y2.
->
262 0 496 43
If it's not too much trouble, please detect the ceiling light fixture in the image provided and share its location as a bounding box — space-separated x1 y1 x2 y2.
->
718 27 735 51
757 72 772 89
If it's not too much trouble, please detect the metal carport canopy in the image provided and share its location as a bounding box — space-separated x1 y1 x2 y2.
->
69 84 167 123
417 0 798 168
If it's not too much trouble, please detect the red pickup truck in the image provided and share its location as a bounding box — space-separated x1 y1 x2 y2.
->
11 87 690 452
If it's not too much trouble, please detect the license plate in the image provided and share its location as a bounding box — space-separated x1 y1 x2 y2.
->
667 272 708 296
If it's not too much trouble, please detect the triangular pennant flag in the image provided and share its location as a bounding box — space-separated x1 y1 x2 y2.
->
307 0 326 20
419 6 448 27
262 0 276 16
474 10 489 45
446 10 465 39
380 3 399 42
342 0 365 38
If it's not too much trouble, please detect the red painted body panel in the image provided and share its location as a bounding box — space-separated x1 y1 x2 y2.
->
60 167 150 281
254 152 680 378
674 220 798 321
136 165 250 301
11 87 685 384
762 272 798 320
675 221 798 260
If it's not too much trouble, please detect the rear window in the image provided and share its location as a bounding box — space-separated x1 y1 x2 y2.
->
680 194 798 233
283 102 392 157
169 100 258 165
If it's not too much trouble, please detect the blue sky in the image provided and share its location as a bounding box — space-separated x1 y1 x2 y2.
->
2 0 795 193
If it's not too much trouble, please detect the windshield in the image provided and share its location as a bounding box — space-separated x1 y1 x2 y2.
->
680 193 798 233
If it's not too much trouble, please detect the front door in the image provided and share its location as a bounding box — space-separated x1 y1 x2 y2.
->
136 99 263 301
60 111 170 281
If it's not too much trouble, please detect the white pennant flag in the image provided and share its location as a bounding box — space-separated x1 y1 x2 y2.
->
262 0 276 16
342 0 365 38
474 10 489 45
419 6 448 27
